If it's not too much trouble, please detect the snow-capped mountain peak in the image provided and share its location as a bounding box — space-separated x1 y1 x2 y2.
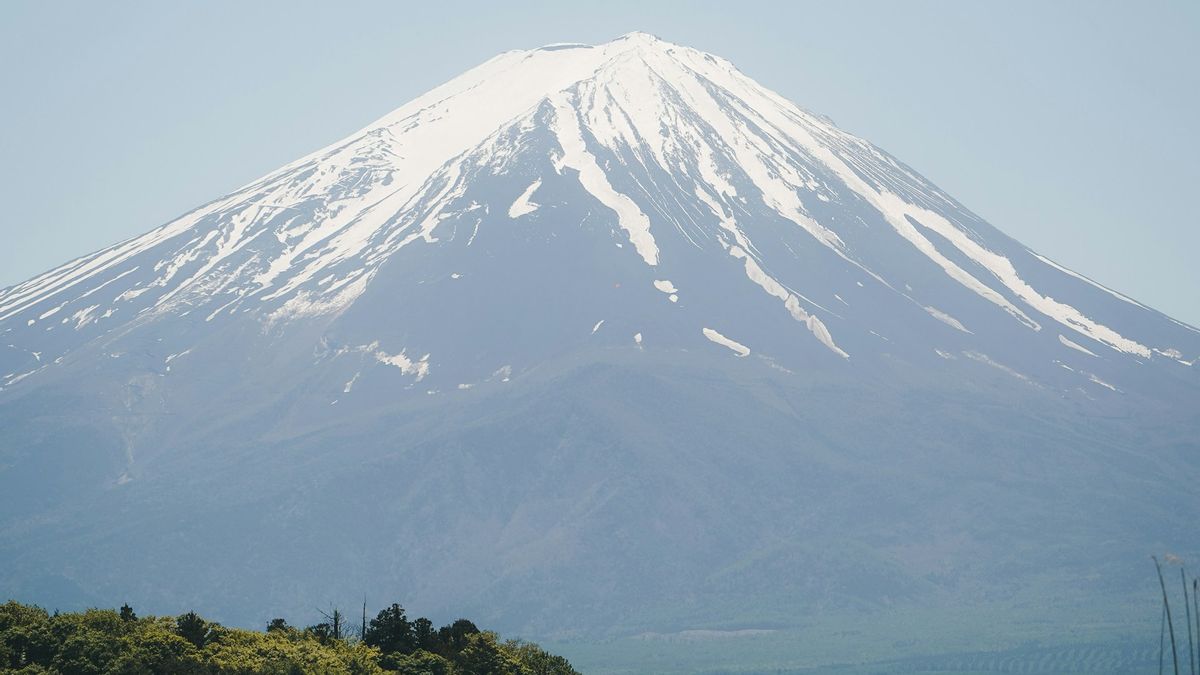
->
1 32 1196 395
1 31 1198 652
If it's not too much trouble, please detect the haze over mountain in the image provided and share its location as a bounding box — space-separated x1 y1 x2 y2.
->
1 32 1197 670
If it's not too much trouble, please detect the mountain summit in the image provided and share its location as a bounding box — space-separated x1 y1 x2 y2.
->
1 33 1197 665
1 32 1195 383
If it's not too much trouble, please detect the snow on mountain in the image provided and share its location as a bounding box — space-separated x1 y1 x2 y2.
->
1 31 1195 396
0 32 1198 652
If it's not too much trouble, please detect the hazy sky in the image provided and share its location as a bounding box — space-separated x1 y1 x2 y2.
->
2 1 1197 324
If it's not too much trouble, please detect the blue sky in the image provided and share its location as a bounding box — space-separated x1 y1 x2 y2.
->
2 0 1197 324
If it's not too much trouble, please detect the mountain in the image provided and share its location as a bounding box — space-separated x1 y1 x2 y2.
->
1 32 1197 670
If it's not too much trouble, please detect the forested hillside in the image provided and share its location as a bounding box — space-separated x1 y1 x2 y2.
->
0 601 578 674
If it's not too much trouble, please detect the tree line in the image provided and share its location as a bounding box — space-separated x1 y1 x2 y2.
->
0 600 579 674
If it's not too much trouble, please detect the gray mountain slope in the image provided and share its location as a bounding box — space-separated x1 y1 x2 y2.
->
0 32 1197 667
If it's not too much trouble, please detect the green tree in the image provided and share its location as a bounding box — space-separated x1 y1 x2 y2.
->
49 630 119 675
107 622 203 675
364 603 415 656
119 604 137 622
454 632 524 675
0 601 574 675
0 601 56 669
412 617 437 652
305 622 335 644
175 611 212 648
505 639 581 675
438 618 479 654
381 648 453 675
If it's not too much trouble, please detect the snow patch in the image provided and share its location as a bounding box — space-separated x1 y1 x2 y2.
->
1058 334 1097 357
964 351 1030 383
508 178 542 218
165 350 191 365
924 306 970 333
374 346 431 381
38 303 66 320
811 150 1148 356
265 272 374 326
703 328 750 357
337 340 430 382
693 187 846 358
70 304 101 330
728 245 848 358
1088 373 1118 392
116 287 151 303
551 94 659 266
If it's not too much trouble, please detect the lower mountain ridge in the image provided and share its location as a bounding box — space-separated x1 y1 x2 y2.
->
0 32 1197 669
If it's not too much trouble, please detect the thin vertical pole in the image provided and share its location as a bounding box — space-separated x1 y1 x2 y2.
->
1194 579 1200 675
1155 556 1181 675
1184 569 1196 675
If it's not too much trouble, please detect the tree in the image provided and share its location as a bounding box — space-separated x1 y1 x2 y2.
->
174 612 211 649
107 625 203 675
412 616 438 652
364 603 415 655
50 631 119 675
438 618 479 653
0 601 56 669
506 639 582 675
453 632 523 675
382 648 453 675
315 607 346 642
306 622 335 644
0 600 575 675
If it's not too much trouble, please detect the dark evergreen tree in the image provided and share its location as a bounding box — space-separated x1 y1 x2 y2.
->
445 618 480 651
364 603 415 655
413 616 438 652
174 612 210 648
119 604 137 622
305 622 334 643
266 618 291 633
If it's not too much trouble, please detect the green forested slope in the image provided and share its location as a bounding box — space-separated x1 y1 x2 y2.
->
0 600 578 674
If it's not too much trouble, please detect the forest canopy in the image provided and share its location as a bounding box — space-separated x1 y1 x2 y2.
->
0 600 579 674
